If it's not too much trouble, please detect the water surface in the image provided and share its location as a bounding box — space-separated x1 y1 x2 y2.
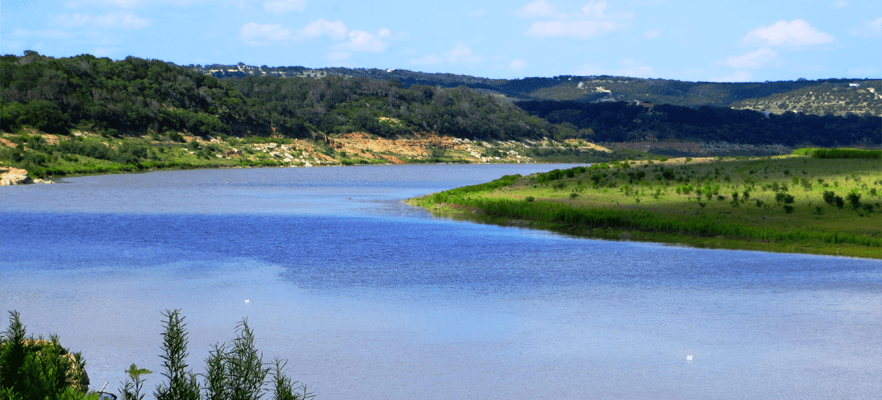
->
2 165 880 399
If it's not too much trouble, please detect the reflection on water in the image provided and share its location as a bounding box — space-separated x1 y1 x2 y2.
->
2 165 880 399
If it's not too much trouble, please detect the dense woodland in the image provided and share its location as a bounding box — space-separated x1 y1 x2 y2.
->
1 52 880 148
517 100 882 147
0 52 576 141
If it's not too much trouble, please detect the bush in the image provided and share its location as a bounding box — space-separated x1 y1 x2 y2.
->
847 192 861 209
1 311 94 400
138 309 313 400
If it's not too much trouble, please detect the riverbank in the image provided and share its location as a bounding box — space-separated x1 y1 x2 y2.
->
1 129 648 184
408 154 882 259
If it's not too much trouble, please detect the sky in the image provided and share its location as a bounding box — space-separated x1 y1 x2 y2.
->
2 0 880 82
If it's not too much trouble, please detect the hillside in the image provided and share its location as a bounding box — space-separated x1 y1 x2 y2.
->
730 80 882 117
187 62 877 112
517 100 881 149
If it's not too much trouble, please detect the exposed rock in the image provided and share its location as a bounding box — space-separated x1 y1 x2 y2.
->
0 167 32 186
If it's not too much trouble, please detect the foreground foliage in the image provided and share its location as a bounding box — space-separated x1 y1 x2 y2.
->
0 311 96 400
1 311 313 400
412 153 882 258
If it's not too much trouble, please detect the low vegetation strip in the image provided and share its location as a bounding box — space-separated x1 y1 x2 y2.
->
792 148 882 159
412 153 882 258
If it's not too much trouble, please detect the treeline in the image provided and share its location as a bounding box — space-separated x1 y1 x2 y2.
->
225 75 582 141
0 51 274 137
0 52 582 141
516 100 882 146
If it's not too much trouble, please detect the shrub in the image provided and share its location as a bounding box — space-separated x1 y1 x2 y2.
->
847 192 861 209
0 311 94 400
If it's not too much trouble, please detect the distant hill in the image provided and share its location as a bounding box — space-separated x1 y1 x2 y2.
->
730 81 882 117
186 63 878 112
517 100 881 147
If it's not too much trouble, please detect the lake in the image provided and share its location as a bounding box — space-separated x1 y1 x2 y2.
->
1 164 880 399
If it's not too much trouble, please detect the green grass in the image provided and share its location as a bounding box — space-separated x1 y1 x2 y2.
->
410 154 882 258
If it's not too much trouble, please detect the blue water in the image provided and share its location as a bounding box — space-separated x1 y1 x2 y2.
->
2 165 880 399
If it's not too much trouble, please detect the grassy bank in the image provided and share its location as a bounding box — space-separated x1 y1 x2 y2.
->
409 153 882 259
0 128 658 180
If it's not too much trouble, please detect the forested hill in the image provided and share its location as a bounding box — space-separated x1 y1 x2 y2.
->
0 52 577 140
731 80 882 117
1 52 879 148
517 100 881 147
189 62 876 110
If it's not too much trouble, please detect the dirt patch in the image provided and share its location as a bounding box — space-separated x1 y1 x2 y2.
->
330 132 472 160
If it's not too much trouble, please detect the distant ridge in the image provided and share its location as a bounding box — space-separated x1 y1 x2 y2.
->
731 80 882 117
186 63 879 112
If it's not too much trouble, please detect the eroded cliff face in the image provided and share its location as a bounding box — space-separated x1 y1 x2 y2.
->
0 167 32 186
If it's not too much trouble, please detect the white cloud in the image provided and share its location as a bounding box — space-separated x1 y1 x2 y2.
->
523 1 630 39
644 29 659 39
742 19 834 46
725 48 777 69
302 18 347 40
710 71 752 82
55 11 151 30
263 0 306 13
850 17 882 37
410 43 483 66
514 0 556 17
240 22 295 45
580 1 606 17
334 28 392 52
509 59 527 70
831 0 848 8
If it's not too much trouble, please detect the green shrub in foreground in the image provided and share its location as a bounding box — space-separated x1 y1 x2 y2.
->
1 311 96 400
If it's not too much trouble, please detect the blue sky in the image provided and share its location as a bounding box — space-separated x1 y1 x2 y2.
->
2 0 880 82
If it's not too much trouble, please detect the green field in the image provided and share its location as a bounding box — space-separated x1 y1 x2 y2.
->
410 153 882 259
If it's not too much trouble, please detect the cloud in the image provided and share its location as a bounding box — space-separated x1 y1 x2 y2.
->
467 9 486 18
410 43 483 66
509 59 527 70
513 0 556 17
742 19 833 46
241 22 295 45
644 29 659 39
725 48 777 69
302 18 347 40
54 11 151 30
850 17 882 37
263 0 306 13
334 28 392 52
710 71 752 83
523 1 630 39
831 0 848 8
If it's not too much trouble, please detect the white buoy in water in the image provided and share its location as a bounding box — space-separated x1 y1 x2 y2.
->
687 355 693 361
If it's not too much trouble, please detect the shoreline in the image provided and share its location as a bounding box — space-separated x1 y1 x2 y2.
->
407 156 882 259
